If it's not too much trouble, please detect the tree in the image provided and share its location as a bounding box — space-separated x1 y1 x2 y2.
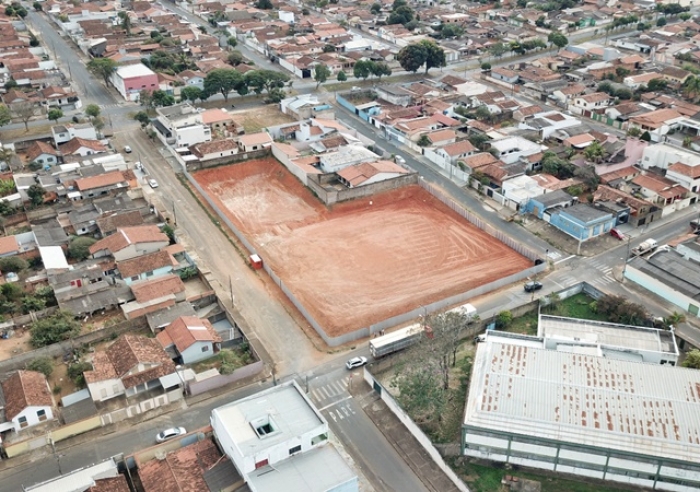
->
134 111 150 127
370 2 382 13
646 78 667 92
353 60 373 80
574 165 600 191
680 12 692 21
27 357 54 377
203 68 244 101
0 256 27 273
244 69 289 95
13 101 36 131
68 236 97 261
468 133 490 150
33 1 42 11
583 141 606 162
417 134 431 147
118 11 131 36
488 42 507 59
548 32 568 50
627 127 642 138
481 62 491 71
337 70 347 82
615 66 630 80
683 350 700 369
151 90 175 107
30 311 82 348
419 40 446 74
441 24 464 38
593 294 648 325
22 295 46 314
27 183 46 206
255 0 273 8
47 108 63 123
162 224 176 244
640 130 652 141
656 16 667 27
475 105 491 121
541 151 575 179
5 3 27 18
663 311 686 329
397 43 428 73
387 4 414 25
180 86 203 103
370 61 392 81
0 104 11 127
29 34 39 47
496 310 513 329
227 36 237 48
314 64 331 89
227 50 244 66
87 58 117 85
683 75 700 101
84 103 101 119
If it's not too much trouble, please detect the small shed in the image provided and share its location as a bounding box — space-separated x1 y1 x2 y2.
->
249 254 263 270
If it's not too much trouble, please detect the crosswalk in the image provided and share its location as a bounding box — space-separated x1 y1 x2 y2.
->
309 377 356 422
583 258 616 287
547 250 562 261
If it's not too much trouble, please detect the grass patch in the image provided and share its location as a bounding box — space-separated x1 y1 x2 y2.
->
449 460 637 492
190 346 253 374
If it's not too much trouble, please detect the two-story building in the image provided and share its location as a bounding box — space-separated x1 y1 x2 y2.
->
211 381 358 492
110 63 159 102
153 103 211 147
568 92 613 116
631 173 690 217
489 136 542 165
666 162 700 195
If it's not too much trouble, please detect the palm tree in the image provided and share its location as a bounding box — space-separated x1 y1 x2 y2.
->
683 76 700 102
583 141 606 163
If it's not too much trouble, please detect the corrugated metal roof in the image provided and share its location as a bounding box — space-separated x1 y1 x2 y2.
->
465 340 700 462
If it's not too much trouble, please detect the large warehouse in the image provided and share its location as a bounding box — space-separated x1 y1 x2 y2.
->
463 333 700 492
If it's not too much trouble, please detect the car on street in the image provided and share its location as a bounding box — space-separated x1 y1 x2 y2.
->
524 281 543 293
610 228 625 240
124 145 132 153
156 427 186 443
346 356 367 370
148 178 159 188
395 155 406 165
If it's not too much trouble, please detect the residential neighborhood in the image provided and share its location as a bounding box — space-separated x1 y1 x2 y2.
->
1 0 700 491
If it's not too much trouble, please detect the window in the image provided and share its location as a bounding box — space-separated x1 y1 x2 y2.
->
252 416 278 437
18 416 28 428
311 433 328 446
37 409 47 421
131 276 139 281
202 345 209 352
255 458 269 469
289 445 301 455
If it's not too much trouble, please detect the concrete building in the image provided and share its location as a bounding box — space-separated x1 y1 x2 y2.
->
548 203 615 242
489 136 542 165
641 143 700 170
463 335 700 492
25 457 127 492
110 63 159 102
318 146 378 173
211 381 358 492
153 103 211 147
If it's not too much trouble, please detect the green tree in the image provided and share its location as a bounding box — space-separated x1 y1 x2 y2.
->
181 86 203 103
244 69 289 95
387 4 414 25
33 1 42 11
615 66 630 80
541 151 575 179
574 165 600 191
583 141 606 162
87 58 117 85
314 64 331 88
35 286 57 307
151 90 175 107
68 361 93 388
337 70 347 82
419 40 445 74
84 103 101 119
496 310 513 329
488 42 507 59
227 36 237 48
22 295 46 314
162 224 176 244
441 24 463 38
227 50 244 66
481 62 491 70
684 350 700 369
370 2 382 13
646 78 668 91
548 32 569 50
204 68 245 101
353 60 373 79
680 12 692 21
134 110 150 127
370 61 392 81
68 236 97 260
47 108 63 123
1 283 21 301
27 357 54 377
475 105 491 121
417 134 431 147
255 0 273 8
118 11 131 36
0 104 11 127
397 43 428 73
627 127 642 138
27 184 46 206
0 257 27 273
30 311 82 348
656 16 667 27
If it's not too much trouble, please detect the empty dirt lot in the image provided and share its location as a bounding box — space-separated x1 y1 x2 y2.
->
194 158 531 337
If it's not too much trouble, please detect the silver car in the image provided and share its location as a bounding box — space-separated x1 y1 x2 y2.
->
156 427 186 443
346 356 368 370
148 178 159 188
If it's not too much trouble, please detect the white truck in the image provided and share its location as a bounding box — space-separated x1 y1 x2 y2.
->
447 303 478 322
632 238 658 256
369 324 424 358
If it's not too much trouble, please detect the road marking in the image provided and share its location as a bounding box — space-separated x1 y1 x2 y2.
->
319 395 353 412
341 406 350 417
331 381 345 393
320 386 331 399
311 389 321 401
601 267 613 274
554 254 575 265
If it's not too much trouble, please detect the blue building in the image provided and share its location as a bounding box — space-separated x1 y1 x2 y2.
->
523 189 574 218
549 203 615 241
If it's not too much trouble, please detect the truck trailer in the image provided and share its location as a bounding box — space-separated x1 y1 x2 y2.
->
369 324 424 358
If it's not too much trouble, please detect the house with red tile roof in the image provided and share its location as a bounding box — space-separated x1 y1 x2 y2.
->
59 137 107 157
84 334 176 402
1 370 55 432
25 141 59 167
666 162 700 194
89 225 169 261
336 160 411 188
117 249 177 285
74 170 130 198
156 316 222 363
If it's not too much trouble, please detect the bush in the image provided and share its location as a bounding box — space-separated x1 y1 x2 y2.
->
0 256 27 273
68 236 97 261
594 294 648 325
67 361 93 388
496 310 513 328
30 311 81 348
1 282 22 300
21 295 46 314
27 356 54 377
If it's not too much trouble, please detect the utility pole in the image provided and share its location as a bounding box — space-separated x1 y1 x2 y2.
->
229 275 234 304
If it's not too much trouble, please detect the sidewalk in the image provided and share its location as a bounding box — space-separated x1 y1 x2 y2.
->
351 380 462 492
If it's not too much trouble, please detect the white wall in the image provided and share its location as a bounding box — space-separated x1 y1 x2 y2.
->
175 124 211 147
111 240 168 262
181 341 215 364
13 405 53 431
88 378 125 402
624 265 699 316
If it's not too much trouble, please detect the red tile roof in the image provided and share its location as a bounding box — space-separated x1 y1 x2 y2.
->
139 439 224 492
157 316 221 352
1 370 52 420
89 225 168 256
131 274 185 303
75 171 127 191
59 137 107 155
88 476 131 492
0 235 19 256
26 141 57 162
117 250 175 278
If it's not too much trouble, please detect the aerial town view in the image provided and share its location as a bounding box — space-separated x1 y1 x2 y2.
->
0 0 700 490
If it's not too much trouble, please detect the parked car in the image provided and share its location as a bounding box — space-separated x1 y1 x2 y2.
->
124 145 132 153
156 427 186 443
148 178 159 188
524 281 543 293
345 356 367 370
395 155 406 165
610 228 625 240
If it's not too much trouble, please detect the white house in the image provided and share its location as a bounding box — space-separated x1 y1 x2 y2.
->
179 70 205 91
189 138 239 162
666 162 700 193
568 92 613 115
237 132 273 152
489 136 542 164
501 174 546 209
156 316 222 364
1 370 54 432
153 103 211 147
52 122 97 146
424 139 476 168
211 381 358 492
640 143 700 170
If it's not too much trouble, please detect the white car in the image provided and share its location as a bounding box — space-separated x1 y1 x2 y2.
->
124 145 132 153
156 427 186 443
346 356 368 370
148 178 159 188
395 155 406 165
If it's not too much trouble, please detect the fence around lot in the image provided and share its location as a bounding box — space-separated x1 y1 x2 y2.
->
184 168 546 347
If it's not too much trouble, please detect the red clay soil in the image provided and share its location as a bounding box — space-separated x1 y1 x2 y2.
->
194 158 531 337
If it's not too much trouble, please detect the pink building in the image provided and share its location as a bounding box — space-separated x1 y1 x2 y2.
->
110 63 159 102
